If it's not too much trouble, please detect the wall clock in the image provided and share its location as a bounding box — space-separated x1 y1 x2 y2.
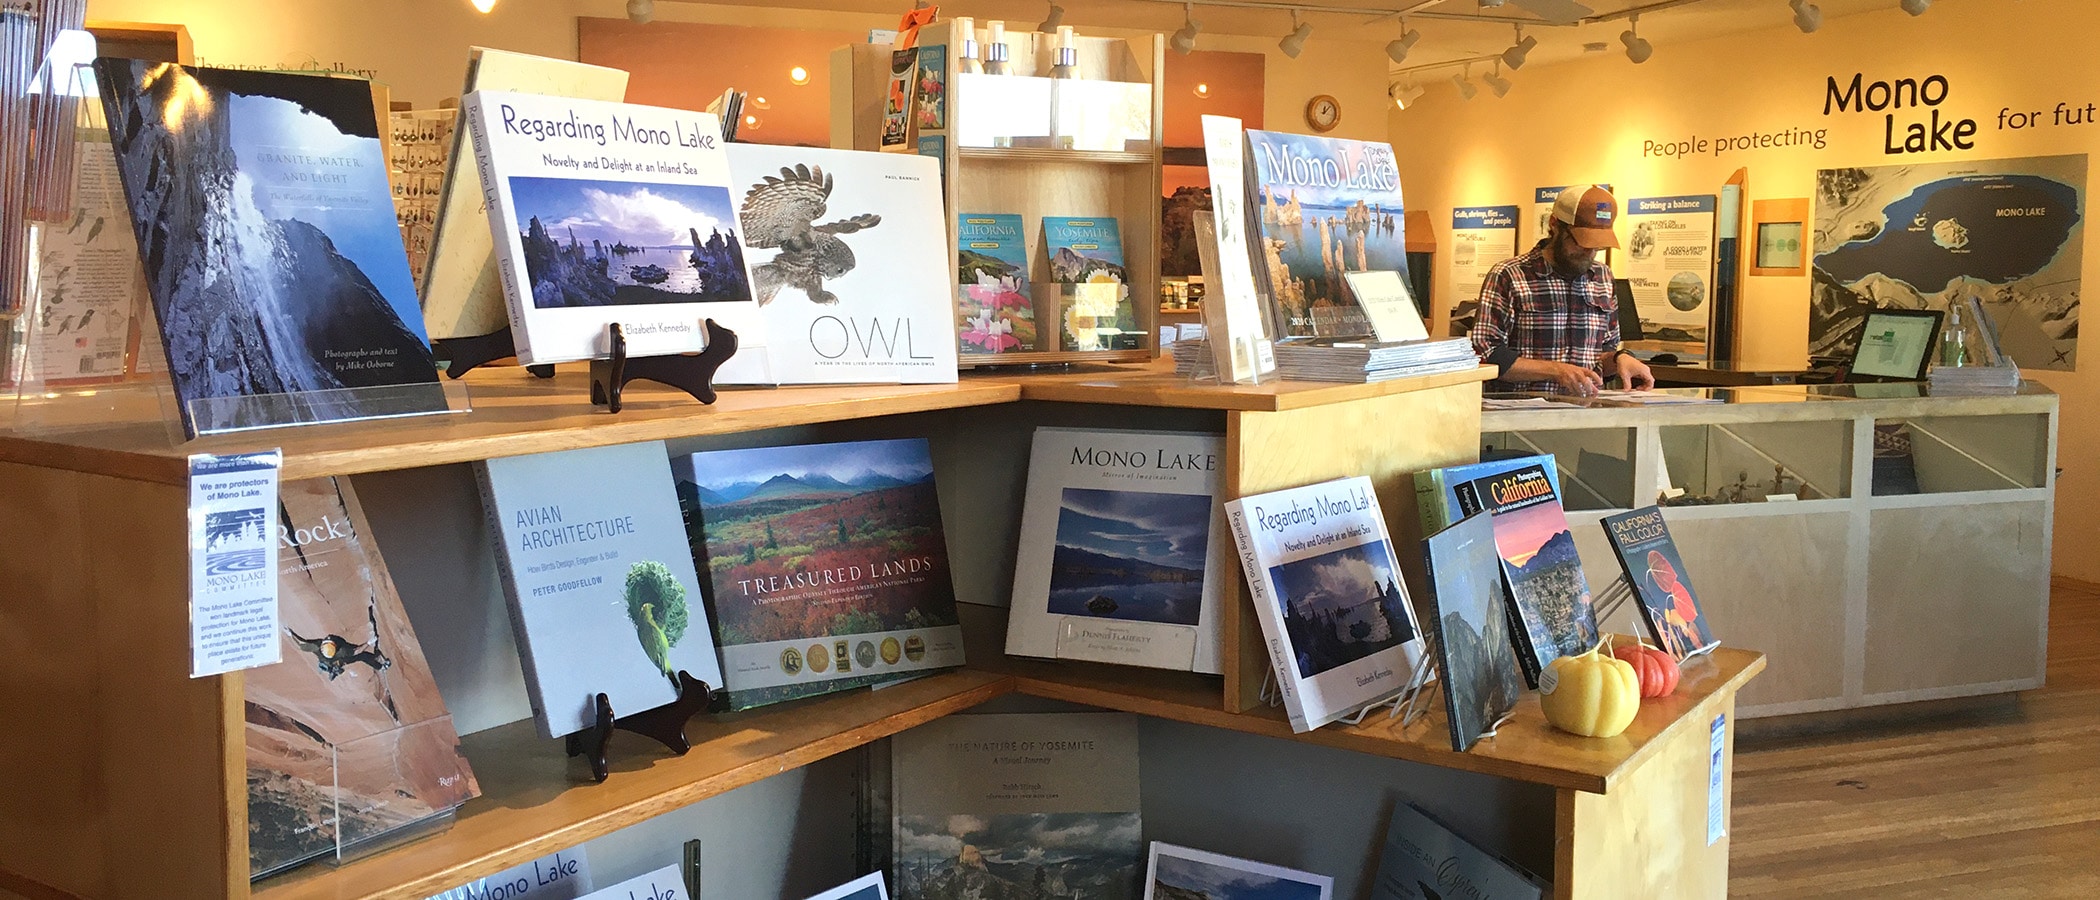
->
1305 94 1341 132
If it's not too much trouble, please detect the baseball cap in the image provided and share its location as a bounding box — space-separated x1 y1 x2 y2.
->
1552 184 1620 250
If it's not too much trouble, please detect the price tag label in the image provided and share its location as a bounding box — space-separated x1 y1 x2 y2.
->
1707 712 1728 846
187 451 283 678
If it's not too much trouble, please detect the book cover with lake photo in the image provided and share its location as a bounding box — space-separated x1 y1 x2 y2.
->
1458 464 1599 683
674 438 964 710
1243 130 1409 339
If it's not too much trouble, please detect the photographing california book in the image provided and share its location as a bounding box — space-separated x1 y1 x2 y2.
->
893 712 1142 900
1422 513 1524 753
1413 454 1564 547
1370 803 1545 900
671 438 965 711
95 61 447 437
1224 476 1429 732
246 477 478 878
1457 464 1598 685
461 91 761 365
1600 507 1719 660
1005 428 1228 674
479 441 724 738
723 144 958 383
1244 129 1409 340
956 212 1037 354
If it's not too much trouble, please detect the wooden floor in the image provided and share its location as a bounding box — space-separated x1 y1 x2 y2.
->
1730 578 2100 896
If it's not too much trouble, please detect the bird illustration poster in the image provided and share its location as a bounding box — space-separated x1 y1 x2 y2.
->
478 441 723 739
17 130 141 388
246 477 478 879
724 144 959 383
461 91 767 370
1601 507 1719 661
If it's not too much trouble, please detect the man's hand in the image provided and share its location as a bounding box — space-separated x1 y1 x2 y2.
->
1613 352 1655 391
1506 357 1604 396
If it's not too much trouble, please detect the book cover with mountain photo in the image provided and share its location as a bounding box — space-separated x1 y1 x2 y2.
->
1244 130 1409 340
1005 428 1228 674
893 712 1142 900
1044 217 1135 352
478 441 723 739
724 145 958 383
94 61 446 437
1458 464 1598 684
462 90 762 366
673 438 964 711
956 213 1038 354
246 477 477 879
1421 513 1524 753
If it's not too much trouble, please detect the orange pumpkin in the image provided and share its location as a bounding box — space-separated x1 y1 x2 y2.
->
1613 643 1680 698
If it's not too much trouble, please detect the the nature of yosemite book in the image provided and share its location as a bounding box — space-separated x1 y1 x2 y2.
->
1370 803 1545 900
1223 476 1429 733
1005 428 1229 674
461 90 761 366
1600 507 1719 661
956 212 1037 353
1421 513 1524 753
1455 464 1598 686
421 49 629 343
95 61 447 437
722 144 959 383
1413 454 1564 545
1043 216 1134 352
671 438 964 711
478 441 724 738
892 712 1142 900
1243 129 1409 340
245 477 478 879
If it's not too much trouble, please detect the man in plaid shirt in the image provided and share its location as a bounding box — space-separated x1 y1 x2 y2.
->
1470 185 1653 396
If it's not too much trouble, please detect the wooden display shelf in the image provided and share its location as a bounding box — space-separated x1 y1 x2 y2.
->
252 669 1010 900
996 361 1495 412
955 146 1157 165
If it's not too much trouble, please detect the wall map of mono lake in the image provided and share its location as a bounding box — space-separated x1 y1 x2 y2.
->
1812 154 2085 370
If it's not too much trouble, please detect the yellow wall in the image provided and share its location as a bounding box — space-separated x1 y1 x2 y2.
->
1393 0 2100 579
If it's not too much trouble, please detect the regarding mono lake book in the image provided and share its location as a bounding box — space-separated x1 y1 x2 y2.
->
1601 507 1719 660
671 438 964 711
246 477 477 879
1224 476 1429 732
461 91 761 365
893 712 1142 900
479 441 724 738
723 144 958 383
95 61 447 437
1457 464 1598 685
1005 428 1228 674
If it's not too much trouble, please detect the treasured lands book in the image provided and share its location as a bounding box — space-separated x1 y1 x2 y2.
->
461 91 761 365
95 61 447 437
478 441 724 738
246 477 477 879
1224 476 1429 732
1005 428 1228 674
1457 464 1598 685
1421 513 1524 753
671 438 964 711
892 712 1142 900
1370 804 1544 900
1600 506 1719 660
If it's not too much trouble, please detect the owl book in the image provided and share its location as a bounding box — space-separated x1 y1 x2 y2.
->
722 144 960 383
477 441 724 739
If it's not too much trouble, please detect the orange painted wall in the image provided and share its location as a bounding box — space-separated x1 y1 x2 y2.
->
578 17 858 147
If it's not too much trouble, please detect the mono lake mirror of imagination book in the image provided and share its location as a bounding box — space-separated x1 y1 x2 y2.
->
1224 475 1429 733
672 438 965 711
1005 428 1229 674
94 60 448 437
478 441 724 738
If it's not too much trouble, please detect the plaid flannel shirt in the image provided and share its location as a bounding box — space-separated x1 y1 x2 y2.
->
1469 241 1621 393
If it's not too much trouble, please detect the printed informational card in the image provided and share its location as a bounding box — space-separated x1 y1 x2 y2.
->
1341 270 1428 343
1623 194 1717 361
1446 205 1518 337
1708 713 1728 846
188 450 284 677
577 865 685 900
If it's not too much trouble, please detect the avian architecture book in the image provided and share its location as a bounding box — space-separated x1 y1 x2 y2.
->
479 441 723 738
1456 464 1598 686
94 61 448 437
461 90 762 367
723 144 958 383
420 48 629 344
1369 804 1544 900
1600 506 1719 660
1224 476 1429 733
1244 129 1409 340
956 212 1038 354
246 477 478 879
1421 513 1524 753
671 438 965 711
1005 428 1229 674
892 712 1142 900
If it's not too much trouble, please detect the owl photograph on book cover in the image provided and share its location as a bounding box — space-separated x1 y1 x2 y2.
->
737 163 882 306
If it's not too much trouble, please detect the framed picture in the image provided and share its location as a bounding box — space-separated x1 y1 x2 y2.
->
1749 198 1808 276
1144 842 1334 900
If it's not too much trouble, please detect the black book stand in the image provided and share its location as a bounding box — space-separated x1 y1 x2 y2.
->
564 670 717 783
432 329 556 379
589 321 740 413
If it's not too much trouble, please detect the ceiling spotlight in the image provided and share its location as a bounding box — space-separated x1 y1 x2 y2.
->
1172 4 1201 54
1040 2 1065 32
1900 0 1929 14
1789 0 1821 32
1279 11 1312 59
1451 67 1477 101
1480 0 1506 6
1386 21 1421 65
1484 64 1512 98
1390 81 1425 109
789 65 811 85
1194 81 1211 98
469 0 497 12
626 0 653 24
1502 26 1536 69
1621 14 1652 64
